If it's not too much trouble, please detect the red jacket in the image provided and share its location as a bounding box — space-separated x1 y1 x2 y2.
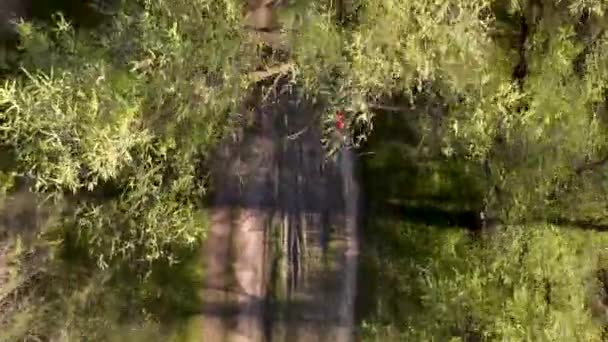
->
335 110 345 131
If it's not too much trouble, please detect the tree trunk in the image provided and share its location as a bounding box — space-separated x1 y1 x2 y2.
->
203 92 276 341
201 207 232 342
334 148 360 342
228 208 269 342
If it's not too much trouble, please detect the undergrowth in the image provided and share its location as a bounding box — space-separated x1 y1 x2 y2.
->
360 221 608 341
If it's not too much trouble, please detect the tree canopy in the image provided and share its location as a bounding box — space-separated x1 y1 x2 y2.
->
2 0 608 340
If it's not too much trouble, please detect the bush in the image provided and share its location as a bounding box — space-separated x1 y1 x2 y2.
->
0 0 258 339
361 221 607 341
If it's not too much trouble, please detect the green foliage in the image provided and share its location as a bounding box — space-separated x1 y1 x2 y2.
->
0 0 259 339
361 220 607 341
0 0 257 265
0 251 203 341
295 0 608 222
4 0 608 339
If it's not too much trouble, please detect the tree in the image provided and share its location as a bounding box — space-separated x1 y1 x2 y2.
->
3 0 608 340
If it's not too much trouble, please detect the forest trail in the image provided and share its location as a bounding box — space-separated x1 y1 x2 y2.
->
201 80 361 342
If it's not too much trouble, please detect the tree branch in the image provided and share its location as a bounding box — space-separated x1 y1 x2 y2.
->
244 28 289 51
366 103 410 112
547 153 608 203
247 63 294 82
575 154 608 175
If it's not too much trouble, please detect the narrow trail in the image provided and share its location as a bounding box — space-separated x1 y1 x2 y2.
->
202 80 361 342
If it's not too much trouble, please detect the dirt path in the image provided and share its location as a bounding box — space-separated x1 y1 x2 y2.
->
201 81 361 341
